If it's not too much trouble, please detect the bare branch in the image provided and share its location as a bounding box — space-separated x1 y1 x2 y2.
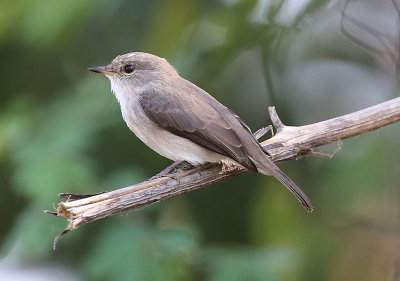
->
49 97 400 246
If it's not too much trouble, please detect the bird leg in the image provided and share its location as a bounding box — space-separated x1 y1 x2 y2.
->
150 160 184 180
59 191 107 200
59 161 186 200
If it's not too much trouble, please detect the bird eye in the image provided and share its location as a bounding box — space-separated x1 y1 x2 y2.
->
124 64 135 73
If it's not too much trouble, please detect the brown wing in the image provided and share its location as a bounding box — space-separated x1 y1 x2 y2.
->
139 89 258 172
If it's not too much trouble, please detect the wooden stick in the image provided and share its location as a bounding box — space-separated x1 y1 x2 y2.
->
48 97 400 247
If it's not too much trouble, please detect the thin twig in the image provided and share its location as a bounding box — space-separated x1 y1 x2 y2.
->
341 0 396 58
392 0 400 80
341 0 400 82
254 125 274 140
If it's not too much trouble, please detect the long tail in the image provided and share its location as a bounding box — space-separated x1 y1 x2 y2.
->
271 167 314 212
253 156 314 212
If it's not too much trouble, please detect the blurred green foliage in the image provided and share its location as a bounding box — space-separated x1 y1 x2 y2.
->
0 0 399 280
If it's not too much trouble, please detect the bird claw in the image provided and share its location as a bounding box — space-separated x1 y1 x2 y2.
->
149 172 179 181
263 142 284 151
58 192 106 200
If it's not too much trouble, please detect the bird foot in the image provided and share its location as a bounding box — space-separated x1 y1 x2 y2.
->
58 192 106 200
149 173 179 181
149 160 184 181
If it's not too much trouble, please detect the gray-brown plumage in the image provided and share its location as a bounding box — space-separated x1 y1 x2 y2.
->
89 52 314 212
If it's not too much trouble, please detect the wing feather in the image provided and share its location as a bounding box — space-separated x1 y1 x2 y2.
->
139 89 257 172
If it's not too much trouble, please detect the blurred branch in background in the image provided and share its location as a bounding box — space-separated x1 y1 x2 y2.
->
49 97 400 248
341 0 400 82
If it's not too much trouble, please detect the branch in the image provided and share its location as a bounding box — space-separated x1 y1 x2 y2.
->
48 97 400 248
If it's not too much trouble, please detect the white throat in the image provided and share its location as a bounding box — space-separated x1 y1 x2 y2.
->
107 75 135 106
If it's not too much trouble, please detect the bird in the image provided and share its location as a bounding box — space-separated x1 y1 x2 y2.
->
88 52 313 212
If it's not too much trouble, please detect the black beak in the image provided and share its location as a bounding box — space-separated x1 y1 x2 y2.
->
88 66 119 76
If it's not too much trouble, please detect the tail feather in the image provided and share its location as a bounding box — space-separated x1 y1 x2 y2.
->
271 168 314 212
251 155 314 212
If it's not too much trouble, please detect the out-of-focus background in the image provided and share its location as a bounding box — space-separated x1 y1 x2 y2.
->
0 0 399 280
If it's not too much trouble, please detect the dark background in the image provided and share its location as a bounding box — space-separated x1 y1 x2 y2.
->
0 0 399 280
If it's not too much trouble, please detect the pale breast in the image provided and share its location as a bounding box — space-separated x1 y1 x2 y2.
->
120 99 226 165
